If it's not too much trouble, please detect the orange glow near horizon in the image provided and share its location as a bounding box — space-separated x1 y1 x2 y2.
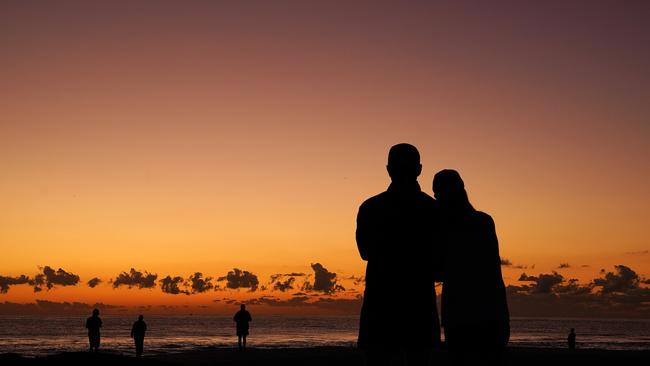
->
1 2 649 313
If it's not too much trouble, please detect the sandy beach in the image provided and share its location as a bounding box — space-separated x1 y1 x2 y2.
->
1 346 649 366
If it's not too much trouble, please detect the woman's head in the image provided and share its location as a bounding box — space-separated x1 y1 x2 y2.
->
432 169 474 211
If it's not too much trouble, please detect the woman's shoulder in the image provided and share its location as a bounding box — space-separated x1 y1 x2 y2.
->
473 210 495 227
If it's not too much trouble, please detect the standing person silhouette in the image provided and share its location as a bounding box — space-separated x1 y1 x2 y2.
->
85 308 102 353
356 143 442 366
131 314 147 357
233 304 252 351
568 328 576 350
433 169 510 366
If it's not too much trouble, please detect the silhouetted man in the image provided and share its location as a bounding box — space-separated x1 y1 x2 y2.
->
131 314 147 357
234 304 252 350
85 308 102 352
356 143 441 366
568 328 576 350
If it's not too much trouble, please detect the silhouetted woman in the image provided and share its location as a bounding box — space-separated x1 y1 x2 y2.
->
433 170 509 366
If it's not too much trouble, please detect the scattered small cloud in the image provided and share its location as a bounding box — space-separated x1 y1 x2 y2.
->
112 268 157 289
217 268 259 291
302 263 345 294
273 277 295 292
625 250 648 255
593 265 639 293
0 275 31 293
87 277 102 288
160 276 190 295
558 263 571 269
500 258 512 266
188 272 213 293
34 266 80 290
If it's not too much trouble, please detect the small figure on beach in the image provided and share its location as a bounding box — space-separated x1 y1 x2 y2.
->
356 143 442 365
85 308 102 352
433 169 510 366
568 328 576 350
131 314 147 357
234 304 252 350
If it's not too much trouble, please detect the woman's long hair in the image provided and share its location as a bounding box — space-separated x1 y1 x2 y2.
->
432 169 475 213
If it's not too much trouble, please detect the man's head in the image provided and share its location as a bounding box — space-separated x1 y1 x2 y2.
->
92 308 100 316
138 314 144 321
240 304 246 310
386 143 422 182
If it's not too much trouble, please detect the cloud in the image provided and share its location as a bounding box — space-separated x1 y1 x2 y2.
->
32 266 80 290
500 258 527 269
518 272 564 293
87 277 102 288
188 272 213 293
625 250 648 255
593 265 640 293
302 263 345 294
518 273 537 281
160 276 190 295
347 275 365 286
558 263 571 269
507 265 650 318
0 275 31 293
217 268 259 291
273 277 296 292
112 268 158 289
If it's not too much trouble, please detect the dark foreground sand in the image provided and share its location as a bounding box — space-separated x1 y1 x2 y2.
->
1 347 649 366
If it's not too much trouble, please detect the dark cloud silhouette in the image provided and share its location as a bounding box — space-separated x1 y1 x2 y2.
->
33 266 80 290
217 268 259 291
518 273 537 281
518 272 564 293
160 276 190 295
347 275 365 286
87 277 102 288
500 258 527 269
581 265 591 268
0 275 31 293
112 268 157 289
188 272 213 293
507 265 650 318
558 263 571 269
273 277 295 292
593 265 640 293
644 279 650 285
302 263 345 294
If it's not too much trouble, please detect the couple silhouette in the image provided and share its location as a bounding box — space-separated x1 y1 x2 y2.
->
356 144 509 366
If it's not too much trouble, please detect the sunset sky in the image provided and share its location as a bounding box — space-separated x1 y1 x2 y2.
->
1 1 649 316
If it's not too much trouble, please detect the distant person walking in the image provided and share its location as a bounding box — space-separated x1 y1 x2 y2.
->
568 328 576 350
234 304 252 350
433 169 510 366
131 314 147 357
85 308 102 352
356 144 442 366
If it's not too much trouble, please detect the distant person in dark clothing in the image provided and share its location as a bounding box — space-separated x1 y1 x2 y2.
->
356 143 442 366
433 169 510 366
568 328 576 350
85 308 102 352
131 314 147 357
234 304 252 350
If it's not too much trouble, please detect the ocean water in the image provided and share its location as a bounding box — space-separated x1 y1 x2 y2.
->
0 316 648 356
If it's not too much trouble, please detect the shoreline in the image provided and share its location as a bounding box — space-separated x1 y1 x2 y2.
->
1 346 649 366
